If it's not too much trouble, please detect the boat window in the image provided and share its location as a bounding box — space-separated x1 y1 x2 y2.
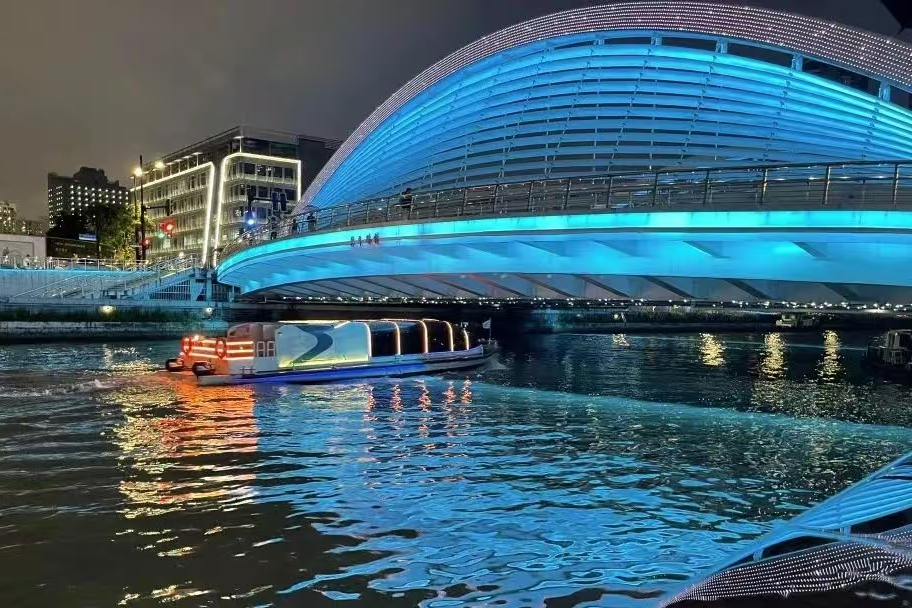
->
425 321 452 352
369 324 398 357
397 322 425 355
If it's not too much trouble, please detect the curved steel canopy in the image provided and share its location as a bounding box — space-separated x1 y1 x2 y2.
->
298 2 912 211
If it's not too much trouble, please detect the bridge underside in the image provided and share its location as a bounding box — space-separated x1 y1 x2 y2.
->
258 273 908 305
217 210 912 305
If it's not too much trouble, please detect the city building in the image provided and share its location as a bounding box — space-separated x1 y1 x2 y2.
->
0 200 16 233
299 2 912 209
16 217 49 236
47 167 129 228
132 126 339 263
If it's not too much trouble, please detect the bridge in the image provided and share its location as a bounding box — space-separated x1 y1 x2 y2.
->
216 160 912 304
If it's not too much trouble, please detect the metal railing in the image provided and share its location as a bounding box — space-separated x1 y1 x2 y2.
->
6 255 202 300
0 255 199 272
221 160 912 260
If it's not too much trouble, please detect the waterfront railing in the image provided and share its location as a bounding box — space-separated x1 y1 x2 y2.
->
221 159 912 260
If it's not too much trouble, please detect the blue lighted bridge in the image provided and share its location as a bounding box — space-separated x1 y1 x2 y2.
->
217 160 912 304
217 3 912 303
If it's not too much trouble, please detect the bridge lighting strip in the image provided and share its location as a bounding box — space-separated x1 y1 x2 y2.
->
218 209 912 277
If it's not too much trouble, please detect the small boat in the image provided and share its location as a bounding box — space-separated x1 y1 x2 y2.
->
164 319 493 385
862 329 912 381
774 313 818 329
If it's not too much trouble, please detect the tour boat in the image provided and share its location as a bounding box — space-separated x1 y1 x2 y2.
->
164 319 492 385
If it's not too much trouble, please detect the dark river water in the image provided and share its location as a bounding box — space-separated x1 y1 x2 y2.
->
2 331 912 607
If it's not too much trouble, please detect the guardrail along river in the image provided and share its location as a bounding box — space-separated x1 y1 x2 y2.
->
2 331 911 606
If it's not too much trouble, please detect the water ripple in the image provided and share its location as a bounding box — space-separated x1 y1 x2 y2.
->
1 334 911 606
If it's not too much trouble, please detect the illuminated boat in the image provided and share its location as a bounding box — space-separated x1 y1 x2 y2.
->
164 319 490 385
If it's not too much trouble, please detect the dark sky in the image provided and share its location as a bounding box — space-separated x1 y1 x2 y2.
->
0 0 906 218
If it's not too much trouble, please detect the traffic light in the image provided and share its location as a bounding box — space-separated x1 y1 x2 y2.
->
141 237 151 248
159 217 176 238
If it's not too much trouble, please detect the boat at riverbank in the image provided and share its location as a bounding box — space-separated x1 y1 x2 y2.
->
164 319 491 385
862 329 912 382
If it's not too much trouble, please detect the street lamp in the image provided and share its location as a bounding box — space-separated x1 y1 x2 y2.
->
132 166 143 178
154 160 165 170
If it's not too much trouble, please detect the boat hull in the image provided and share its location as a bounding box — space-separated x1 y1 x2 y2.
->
171 352 492 386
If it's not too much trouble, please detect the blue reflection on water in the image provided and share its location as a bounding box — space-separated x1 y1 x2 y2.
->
2 333 912 606
246 375 912 605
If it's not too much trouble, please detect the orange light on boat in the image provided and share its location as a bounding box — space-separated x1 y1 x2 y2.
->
181 336 192 355
215 338 228 359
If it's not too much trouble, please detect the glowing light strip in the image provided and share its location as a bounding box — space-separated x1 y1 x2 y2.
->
417 320 429 354
201 164 216 263
214 152 303 265
129 162 212 192
301 1 912 206
444 321 454 351
218 209 912 279
131 161 215 262
462 329 470 350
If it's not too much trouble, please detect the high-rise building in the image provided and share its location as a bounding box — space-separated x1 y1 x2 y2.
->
16 217 48 236
132 126 339 264
0 200 17 233
47 167 129 227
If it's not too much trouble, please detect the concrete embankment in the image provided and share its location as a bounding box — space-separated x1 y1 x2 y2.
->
0 320 229 343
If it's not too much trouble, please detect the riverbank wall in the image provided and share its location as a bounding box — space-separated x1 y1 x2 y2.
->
0 320 230 344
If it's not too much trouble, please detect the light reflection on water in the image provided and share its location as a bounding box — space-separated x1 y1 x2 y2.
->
0 332 911 606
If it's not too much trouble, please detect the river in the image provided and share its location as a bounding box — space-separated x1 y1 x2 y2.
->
1 331 911 606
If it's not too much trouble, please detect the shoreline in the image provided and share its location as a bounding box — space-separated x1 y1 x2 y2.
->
0 320 229 344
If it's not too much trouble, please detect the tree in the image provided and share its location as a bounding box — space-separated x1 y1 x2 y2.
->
87 203 153 262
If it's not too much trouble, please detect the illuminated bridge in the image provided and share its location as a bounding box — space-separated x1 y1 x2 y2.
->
217 2 912 303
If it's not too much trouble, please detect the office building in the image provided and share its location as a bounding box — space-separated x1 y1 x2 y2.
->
47 167 129 227
133 126 339 263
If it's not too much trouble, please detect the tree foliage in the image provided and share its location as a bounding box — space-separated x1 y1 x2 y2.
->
47 205 153 261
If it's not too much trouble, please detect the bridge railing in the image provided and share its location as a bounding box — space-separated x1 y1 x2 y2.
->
0 255 201 273
221 160 912 260
3 255 203 300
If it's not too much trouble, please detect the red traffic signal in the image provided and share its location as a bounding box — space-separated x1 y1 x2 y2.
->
159 217 176 237
141 237 151 247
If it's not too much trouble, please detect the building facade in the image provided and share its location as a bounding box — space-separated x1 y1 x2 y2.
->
133 126 338 263
47 167 129 228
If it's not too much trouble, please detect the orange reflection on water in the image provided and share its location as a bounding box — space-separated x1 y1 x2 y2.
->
460 379 473 404
114 378 259 519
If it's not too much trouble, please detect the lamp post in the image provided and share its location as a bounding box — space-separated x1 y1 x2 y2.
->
133 159 145 262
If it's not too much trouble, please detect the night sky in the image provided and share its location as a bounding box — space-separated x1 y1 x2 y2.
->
0 0 907 218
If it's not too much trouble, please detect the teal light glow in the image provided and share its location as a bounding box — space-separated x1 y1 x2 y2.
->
218 209 912 295
305 31 912 209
